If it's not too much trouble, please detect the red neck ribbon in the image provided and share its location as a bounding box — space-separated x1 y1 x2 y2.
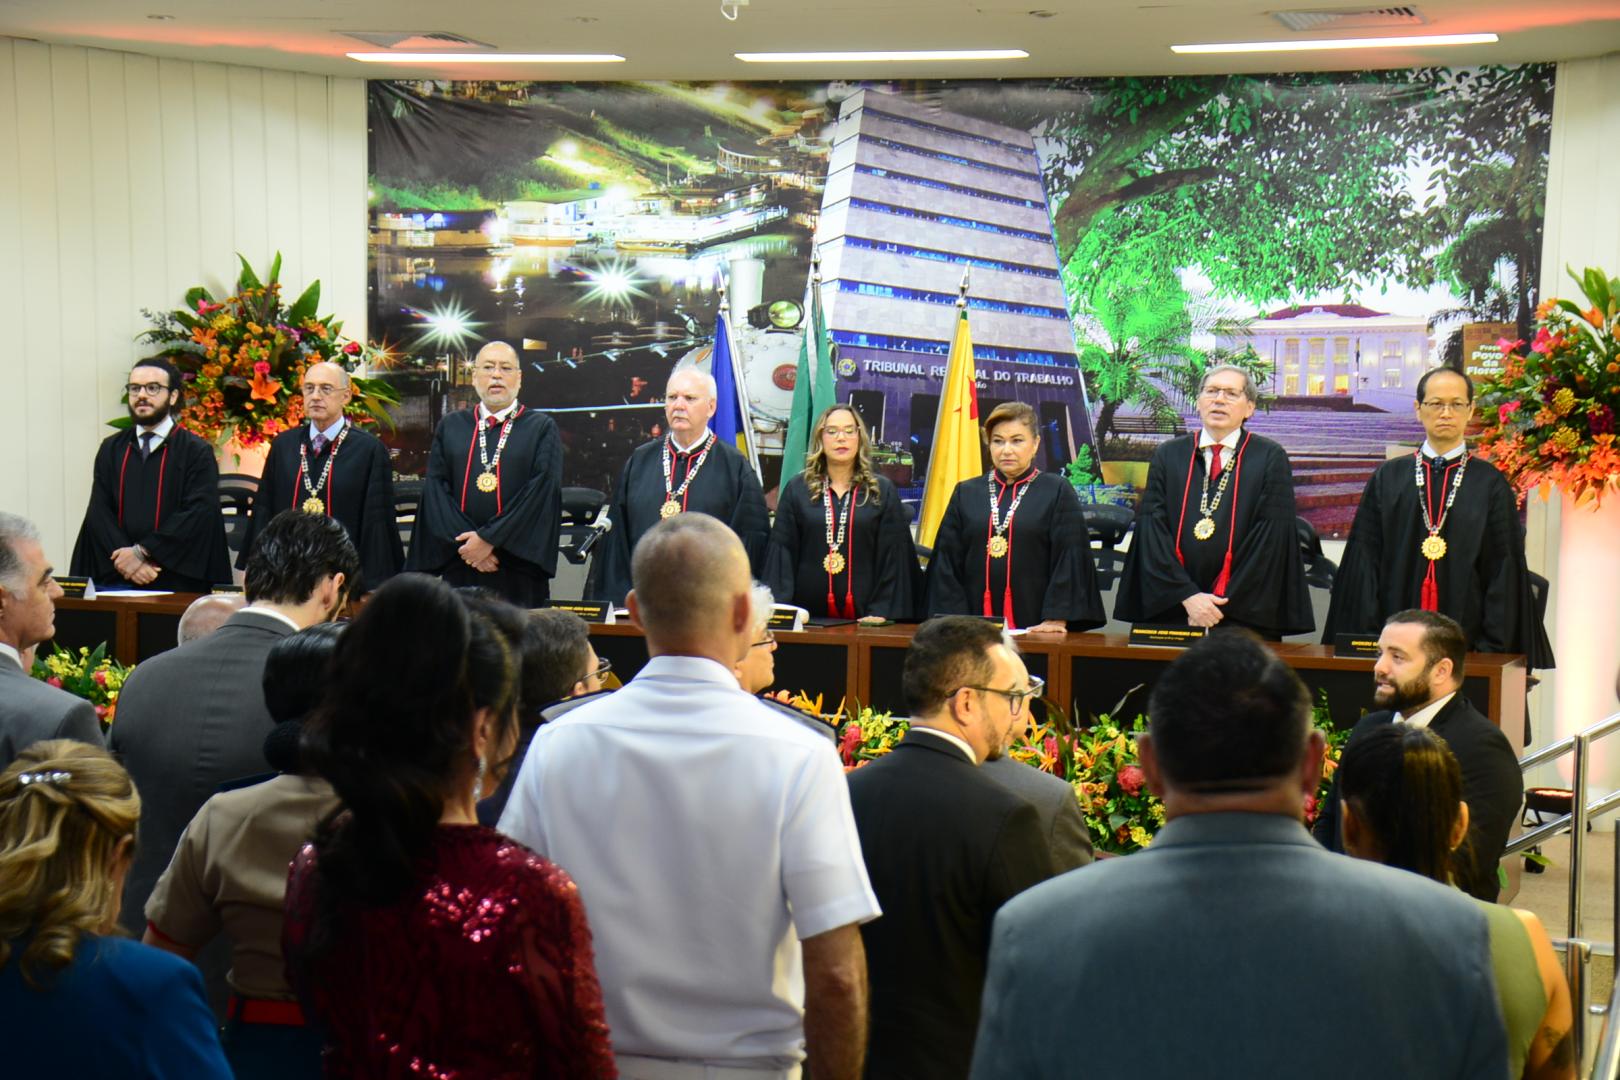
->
1172 432 1251 597
982 469 1038 630
1420 456 1462 612
116 438 170 530
459 405 524 513
824 486 856 619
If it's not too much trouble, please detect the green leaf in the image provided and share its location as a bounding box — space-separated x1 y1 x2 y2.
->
184 286 214 310
237 253 263 293
287 280 322 326
267 251 282 287
107 415 133 430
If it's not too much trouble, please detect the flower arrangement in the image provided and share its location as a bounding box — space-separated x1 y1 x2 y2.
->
131 253 400 448
1475 266 1620 507
785 689 1346 856
30 643 132 727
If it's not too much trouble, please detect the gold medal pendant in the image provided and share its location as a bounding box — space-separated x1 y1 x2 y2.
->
823 551 847 575
987 534 1010 558
301 496 326 515
660 499 682 519
1421 534 1448 561
1193 516 1216 541
475 471 499 493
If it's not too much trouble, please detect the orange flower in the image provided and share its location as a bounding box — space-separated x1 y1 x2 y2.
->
249 368 282 404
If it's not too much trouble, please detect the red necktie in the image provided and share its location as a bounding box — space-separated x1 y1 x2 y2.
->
1209 444 1223 476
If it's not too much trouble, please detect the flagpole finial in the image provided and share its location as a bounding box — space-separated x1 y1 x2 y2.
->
811 246 823 286
717 269 730 315
956 268 970 309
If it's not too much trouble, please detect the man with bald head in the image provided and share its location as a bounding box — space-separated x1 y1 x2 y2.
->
588 365 769 604
408 340 563 606
176 592 246 645
239 360 402 593
502 514 879 1079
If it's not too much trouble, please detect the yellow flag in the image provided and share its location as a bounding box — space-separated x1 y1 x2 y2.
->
917 310 980 550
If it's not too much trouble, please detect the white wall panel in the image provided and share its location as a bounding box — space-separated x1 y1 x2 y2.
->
0 40 366 564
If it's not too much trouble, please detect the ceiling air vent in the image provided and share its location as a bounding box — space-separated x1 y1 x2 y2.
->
336 31 499 51
1269 6 1427 32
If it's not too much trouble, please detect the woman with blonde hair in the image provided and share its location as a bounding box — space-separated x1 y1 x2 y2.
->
0 740 230 1076
765 403 916 622
1338 722 1574 1080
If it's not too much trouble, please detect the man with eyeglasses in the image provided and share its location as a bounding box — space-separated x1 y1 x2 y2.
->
408 340 563 607
237 361 402 594
1115 364 1313 638
72 358 231 593
846 616 1058 1080
1324 366 1552 667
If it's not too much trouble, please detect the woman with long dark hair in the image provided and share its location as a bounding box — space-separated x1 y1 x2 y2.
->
283 574 615 1077
0 741 230 1076
765 403 916 622
1337 723 1573 1080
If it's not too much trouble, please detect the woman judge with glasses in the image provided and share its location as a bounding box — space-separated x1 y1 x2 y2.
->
765 404 917 624
928 401 1105 633
1114 365 1313 638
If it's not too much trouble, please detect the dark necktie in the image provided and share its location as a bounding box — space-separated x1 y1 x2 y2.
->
140 431 155 460
311 432 327 455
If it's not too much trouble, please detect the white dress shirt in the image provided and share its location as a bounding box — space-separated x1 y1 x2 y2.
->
499 654 880 1067
669 428 713 455
908 724 977 764
1395 691 1457 731
478 401 518 425
137 414 176 452
1420 440 1466 462
0 642 22 671
308 416 347 443
1198 427 1241 472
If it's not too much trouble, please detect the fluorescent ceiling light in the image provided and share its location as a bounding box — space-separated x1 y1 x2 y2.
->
346 52 625 63
1171 33 1497 54
735 49 1029 63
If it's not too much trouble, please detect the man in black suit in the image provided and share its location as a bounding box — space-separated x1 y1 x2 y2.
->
848 617 1057 1080
111 510 358 944
1313 608 1522 901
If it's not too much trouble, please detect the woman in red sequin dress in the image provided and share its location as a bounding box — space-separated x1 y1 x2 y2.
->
283 574 616 1078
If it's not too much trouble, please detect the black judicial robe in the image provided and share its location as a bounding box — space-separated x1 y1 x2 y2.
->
764 474 917 620
71 427 231 593
406 406 562 607
588 435 770 605
1323 453 1555 667
927 470 1106 631
1114 432 1313 636
236 424 403 594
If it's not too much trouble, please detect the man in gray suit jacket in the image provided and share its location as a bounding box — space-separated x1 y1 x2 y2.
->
981 750 1094 872
0 513 103 769
111 510 357 937
971 631 1508 1080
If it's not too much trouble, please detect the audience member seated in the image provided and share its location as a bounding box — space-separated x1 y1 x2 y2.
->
0 513 103 770
501 514 879 1080
1313 608 1524 901
1338 722 1574 1080
970 631 1508 1079
0 741 230 1076
734 580 780 695
283 574 615 1077
142 623 346 1079
476 604 609 827
177 592 247 646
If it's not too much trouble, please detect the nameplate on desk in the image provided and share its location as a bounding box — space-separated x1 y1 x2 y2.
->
550 600 613 624
1333 634 1382 659
766 611 801 632
52 575 94 599
1128 624 1205 648
211 584 245 596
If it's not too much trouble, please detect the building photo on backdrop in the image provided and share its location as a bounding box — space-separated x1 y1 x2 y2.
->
363 65 1553 537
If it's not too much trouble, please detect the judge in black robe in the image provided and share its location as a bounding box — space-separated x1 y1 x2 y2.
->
588 367 770 605
237 420 402 594
1323 385 1554 667
766 474 916 621
927 401 1105 632
72 362 231 593
406 341 562 607
1114 373 1312 637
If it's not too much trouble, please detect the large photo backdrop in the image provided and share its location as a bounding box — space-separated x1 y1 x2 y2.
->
366 68 1553 535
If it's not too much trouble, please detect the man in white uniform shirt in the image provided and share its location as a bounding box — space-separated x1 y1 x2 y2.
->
500 512 879 1080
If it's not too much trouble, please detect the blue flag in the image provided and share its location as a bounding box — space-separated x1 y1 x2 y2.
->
710 309 759 477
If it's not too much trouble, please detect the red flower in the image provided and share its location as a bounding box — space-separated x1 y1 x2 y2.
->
1498 401 1521 424
839 723 862 765
1496 337 1524 356
92 669 107 687
343 341 362 356
1591 405 1616 436
94 705 109 719
253 361 270 376
46 676 63 688
1117 764 1146 796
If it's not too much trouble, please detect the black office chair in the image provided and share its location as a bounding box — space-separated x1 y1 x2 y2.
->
218 473 259 558
560 488 607 565
393 478 422 549
1296 517 1337 591
1083 502 1133 591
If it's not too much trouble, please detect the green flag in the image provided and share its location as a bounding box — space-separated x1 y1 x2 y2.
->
781 277 834 481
